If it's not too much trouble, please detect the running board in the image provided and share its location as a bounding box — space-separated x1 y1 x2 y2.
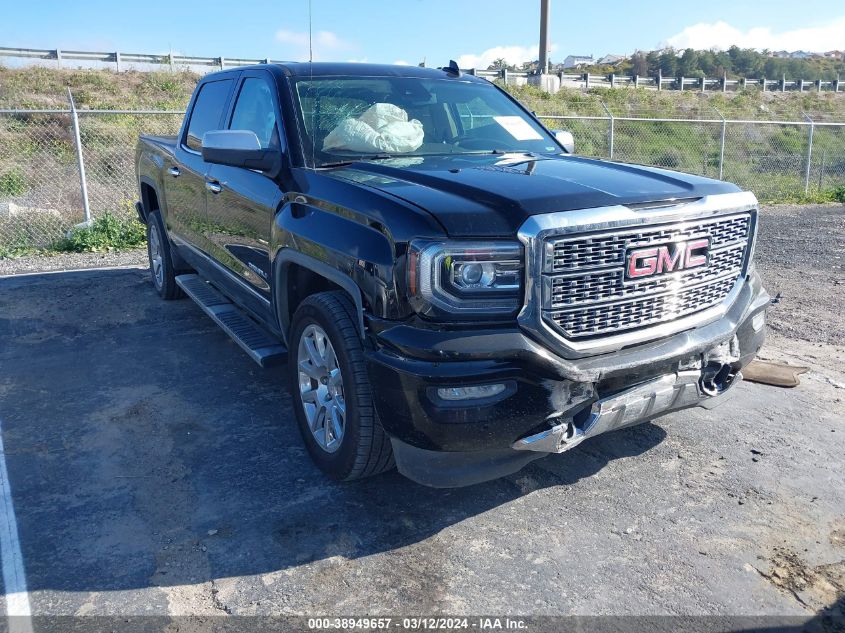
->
175 274 286 367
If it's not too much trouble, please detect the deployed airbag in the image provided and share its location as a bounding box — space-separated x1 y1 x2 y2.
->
323 103 424 154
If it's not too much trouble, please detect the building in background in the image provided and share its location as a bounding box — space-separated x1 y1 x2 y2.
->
563 54 594 68
598 54 626 65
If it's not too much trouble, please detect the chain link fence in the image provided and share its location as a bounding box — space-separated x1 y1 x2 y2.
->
78 111 183 219
2 104 844 254
539 114 845 201
0 105 182 254
0 110 80 251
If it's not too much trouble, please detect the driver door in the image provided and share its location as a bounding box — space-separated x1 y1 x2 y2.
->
203 70 284 306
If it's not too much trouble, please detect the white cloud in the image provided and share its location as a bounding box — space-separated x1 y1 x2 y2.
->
456 43 558 70
275 29 354 61
393 60 411 66
666 18 845 52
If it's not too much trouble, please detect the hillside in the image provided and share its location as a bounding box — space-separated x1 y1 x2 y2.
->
0 66 199 110
2 65 845 121
507 83 845 121
1 65 843 257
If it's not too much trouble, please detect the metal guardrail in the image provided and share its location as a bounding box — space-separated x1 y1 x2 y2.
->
0 46 284 71
474 68 842 93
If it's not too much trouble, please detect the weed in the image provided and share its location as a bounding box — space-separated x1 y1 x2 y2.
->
55 211 146 253
0 169 27 196
0 240 41 259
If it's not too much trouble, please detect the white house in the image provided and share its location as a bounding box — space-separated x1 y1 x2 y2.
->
598 54 625 65
563 55 594 68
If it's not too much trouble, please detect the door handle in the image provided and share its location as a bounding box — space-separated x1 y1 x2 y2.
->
205 180 222 194
168 166 181 177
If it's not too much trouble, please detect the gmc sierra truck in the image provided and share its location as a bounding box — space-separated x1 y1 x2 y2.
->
135 62 768 487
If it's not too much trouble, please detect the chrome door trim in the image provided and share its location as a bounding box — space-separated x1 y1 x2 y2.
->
170 237 272 307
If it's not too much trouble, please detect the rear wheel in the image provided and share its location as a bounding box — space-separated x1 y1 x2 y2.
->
288 291 394 481
147 211 184 300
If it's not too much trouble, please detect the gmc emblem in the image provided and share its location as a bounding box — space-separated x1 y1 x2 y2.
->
626 238 710 279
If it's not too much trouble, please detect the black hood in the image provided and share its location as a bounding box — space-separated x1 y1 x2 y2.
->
328 153 741 237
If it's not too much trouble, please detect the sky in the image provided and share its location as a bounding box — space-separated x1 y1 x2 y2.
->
1 0 843 69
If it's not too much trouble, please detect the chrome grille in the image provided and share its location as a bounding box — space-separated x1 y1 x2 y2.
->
541 212 753 339
547 214 750 273
549 246 745 308
550 277 738 338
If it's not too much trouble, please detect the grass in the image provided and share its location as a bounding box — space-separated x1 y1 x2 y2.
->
0 169 27 196
504 83 845 120
0 66 199 110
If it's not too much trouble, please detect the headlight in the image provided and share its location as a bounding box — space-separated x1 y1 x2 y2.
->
408 240 523 318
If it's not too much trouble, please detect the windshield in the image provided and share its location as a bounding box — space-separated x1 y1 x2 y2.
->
292 76 561 167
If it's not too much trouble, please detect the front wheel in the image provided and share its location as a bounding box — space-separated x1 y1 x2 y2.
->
288 291 394 481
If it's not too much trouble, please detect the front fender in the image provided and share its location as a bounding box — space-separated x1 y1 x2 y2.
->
273 249 367 339
271 194 402 335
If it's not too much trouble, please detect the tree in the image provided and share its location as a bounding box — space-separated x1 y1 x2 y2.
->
678 48 701 77
631 51 649 76
645 50 660 75
560 46 845 81
658 48 678 76
489 58 508 70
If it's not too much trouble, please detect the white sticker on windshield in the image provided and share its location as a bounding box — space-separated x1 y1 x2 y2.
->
493 116 544 141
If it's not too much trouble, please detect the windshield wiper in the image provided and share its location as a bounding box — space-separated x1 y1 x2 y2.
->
318 151 537 167
317 154 399 168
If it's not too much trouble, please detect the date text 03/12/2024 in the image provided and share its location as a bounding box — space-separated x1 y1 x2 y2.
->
307 617 528 630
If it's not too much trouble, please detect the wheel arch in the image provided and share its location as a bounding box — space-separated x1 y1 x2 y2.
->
274 250 366 343
139 176 161 223
142 183 191 273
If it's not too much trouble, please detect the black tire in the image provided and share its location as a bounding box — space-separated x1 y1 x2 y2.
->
146 210 184 300
288 291 394 481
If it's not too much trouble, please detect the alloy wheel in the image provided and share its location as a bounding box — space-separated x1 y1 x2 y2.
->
297 323 346 453
148 223 164 289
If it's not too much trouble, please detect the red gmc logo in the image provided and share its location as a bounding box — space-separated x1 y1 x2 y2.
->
626 238 710 279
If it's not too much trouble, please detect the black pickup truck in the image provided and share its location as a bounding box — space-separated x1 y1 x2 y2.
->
135 62 768 487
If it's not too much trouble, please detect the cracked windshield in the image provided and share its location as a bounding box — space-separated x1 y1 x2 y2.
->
294 77 561 165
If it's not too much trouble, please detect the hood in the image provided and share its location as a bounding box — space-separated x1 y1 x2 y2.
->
327 153 740 237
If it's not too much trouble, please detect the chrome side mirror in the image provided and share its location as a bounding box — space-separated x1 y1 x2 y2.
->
201 130 279 171
553 130 575 154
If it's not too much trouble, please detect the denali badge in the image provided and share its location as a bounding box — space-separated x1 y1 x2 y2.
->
626 238 710 279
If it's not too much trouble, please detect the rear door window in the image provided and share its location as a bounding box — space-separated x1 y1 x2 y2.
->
185 79 234 151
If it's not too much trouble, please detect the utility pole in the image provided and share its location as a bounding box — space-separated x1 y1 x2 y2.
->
539 0 550 74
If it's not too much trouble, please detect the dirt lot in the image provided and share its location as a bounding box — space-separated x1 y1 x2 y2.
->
0 204 843 626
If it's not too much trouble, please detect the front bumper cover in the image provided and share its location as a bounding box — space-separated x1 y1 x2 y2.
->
512 369 737 454
366 272 769 487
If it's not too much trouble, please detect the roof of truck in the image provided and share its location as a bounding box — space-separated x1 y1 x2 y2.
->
204 62 487 81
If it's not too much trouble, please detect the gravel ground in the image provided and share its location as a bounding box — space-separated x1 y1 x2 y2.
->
0 248 146 277
0 204 842 625
756 203 845 347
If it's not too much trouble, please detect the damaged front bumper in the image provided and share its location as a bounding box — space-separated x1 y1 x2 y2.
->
513 367 739 455
366 271 769 487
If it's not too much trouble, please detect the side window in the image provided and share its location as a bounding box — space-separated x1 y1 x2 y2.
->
185 79 234 151
229 78 280 149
